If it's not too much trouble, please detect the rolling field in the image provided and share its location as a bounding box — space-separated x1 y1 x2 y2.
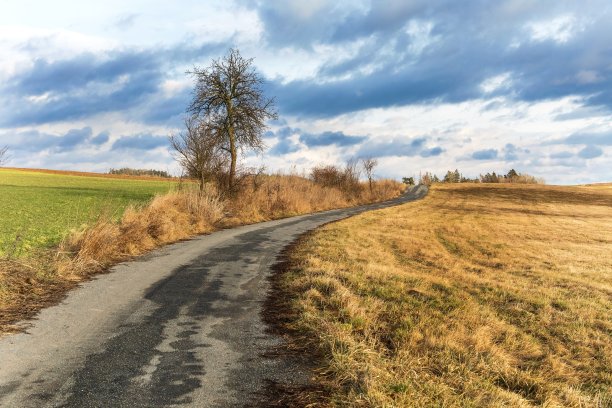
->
0 169 177 257
275 183 612 407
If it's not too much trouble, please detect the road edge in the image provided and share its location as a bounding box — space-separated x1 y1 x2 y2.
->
258 185 429 406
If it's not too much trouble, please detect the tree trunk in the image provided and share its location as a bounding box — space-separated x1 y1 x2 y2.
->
228 126 237 192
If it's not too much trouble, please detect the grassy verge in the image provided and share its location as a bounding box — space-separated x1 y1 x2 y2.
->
272 183 612 407
0 170 403 334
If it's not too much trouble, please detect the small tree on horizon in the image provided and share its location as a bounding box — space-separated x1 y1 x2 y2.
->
187 48 277 192
361 157 378 193
402 176 415 185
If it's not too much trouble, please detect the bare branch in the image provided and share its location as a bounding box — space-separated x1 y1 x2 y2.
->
169 116 227 191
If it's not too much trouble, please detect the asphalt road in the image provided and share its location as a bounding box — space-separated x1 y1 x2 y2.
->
0 185 428 408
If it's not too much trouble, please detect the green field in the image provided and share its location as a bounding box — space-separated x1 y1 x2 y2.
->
0 169 178 257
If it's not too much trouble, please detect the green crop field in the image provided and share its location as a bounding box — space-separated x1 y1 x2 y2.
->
0 169 178 257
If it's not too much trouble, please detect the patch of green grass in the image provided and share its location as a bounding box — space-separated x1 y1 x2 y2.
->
0 169 177 256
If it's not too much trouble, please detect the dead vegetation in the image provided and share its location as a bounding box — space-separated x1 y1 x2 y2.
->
274 183 612 407
0 174 403 334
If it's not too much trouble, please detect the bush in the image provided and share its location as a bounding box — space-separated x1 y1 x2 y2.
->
310 161 362 196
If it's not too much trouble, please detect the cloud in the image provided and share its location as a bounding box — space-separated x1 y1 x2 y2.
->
266 127 367 155
299 130 366 147
269 137 301 155
0 127 118 154
111 134 169 150
562 131 612 146
114 13 140 30
91 131 110 145
420 146 443 157
259 1 612 118
471 149 498 160
0 42 226 127
502 143 529 161
357 137 427 157
550 151 574 159
267 127 301 155
58 127 93 149
578 145 603 159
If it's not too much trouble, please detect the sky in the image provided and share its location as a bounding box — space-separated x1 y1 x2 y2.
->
0 0 611 184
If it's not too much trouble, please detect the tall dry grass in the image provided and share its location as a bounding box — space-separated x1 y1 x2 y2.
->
226 174 403 224
276 183 612 407
0 174 403 333
58 188 224 277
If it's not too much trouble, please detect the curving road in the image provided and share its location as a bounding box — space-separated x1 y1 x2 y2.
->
0 185 427 408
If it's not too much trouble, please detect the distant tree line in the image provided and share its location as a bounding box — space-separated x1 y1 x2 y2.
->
108 168 172 178
412 169 543 186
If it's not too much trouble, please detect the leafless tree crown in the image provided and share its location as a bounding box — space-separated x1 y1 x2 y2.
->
169 116 227 191
186 48 277 190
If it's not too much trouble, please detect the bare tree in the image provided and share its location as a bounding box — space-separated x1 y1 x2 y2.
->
169 116 226 191
0 146 8 166
361 157 378 193
187 48 277 192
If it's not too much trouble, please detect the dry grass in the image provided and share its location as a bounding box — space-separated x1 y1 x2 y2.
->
277 183 612 407
225 174 403 224
0 174 403 333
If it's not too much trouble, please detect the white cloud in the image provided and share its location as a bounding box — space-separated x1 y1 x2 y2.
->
527 14 583 44
480 73 513 94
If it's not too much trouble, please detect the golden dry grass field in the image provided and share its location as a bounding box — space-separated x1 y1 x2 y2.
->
277 183 612 407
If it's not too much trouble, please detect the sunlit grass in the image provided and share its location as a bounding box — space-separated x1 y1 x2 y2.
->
280 183 612 407
0 169 177 256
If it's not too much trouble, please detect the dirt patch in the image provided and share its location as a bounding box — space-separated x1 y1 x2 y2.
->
258 233 332 407
0 257 78 334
